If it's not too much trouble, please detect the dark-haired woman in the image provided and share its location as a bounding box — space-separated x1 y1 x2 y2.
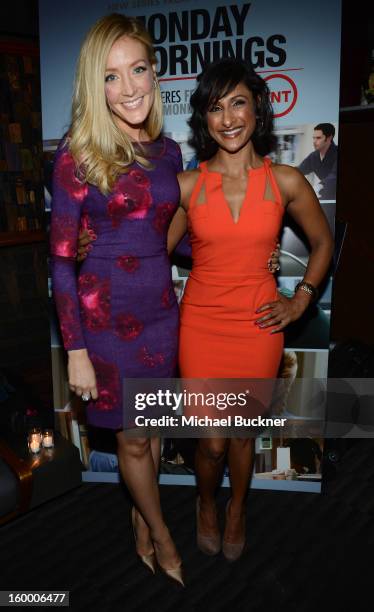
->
169 58 333 561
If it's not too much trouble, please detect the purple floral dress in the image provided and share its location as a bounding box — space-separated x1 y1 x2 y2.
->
50 137 182 429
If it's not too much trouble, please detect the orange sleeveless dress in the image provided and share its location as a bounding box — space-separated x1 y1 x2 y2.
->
179 157 284 378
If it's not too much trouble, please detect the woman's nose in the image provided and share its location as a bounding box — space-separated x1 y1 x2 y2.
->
222 108 233 127
122 73 136 97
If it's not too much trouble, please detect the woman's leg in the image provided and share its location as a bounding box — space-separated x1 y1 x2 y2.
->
116 432 180 569
132 437 161 552
150 436 162 473
195 438 228 536
224 438 254 556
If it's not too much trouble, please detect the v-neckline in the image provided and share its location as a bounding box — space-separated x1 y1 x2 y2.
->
219 169 251 225
202 160 268 225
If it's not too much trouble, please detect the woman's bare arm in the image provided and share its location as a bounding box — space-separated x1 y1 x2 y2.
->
167 170 199 255
256 165 334 332
167 206 188 255
278 165 334 288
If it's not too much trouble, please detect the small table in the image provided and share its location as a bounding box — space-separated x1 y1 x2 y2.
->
0 432 82 522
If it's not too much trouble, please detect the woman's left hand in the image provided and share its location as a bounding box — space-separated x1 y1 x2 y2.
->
267 243 281 274
255 292 310 334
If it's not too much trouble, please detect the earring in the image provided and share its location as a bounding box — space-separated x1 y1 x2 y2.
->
153 79 158 89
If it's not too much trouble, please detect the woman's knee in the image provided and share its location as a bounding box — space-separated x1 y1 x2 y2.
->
116 433 150 458
230 438 254 451
198 439 227 464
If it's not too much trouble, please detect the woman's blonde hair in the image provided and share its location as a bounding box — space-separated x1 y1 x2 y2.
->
69 14 163 193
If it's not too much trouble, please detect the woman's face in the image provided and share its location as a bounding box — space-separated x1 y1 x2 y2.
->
104 35 156 140
206 82 257 154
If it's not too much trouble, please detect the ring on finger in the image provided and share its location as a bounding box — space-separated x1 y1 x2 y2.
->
81 392 91 402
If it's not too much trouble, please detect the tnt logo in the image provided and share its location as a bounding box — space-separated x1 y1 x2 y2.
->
264 74 297 118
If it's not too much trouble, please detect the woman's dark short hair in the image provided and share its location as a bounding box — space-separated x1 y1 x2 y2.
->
188 59 276 160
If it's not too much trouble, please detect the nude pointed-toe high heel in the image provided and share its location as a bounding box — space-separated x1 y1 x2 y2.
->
158 562 185 587
153 533 185 586
131 507 156 574
139 551 156 575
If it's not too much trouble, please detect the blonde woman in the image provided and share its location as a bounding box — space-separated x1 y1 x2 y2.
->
50 14 183 584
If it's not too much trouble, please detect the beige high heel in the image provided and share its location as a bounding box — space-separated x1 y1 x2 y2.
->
157 561 185 587
131 506 156 574
153 533 185 586
222 499 246 562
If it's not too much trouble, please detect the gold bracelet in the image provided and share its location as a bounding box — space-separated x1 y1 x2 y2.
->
294 280 318 301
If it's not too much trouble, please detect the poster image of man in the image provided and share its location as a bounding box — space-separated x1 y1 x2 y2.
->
297 123 337 201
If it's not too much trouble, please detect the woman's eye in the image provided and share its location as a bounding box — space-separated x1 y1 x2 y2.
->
208 106 221 113
105 74 117 83
134 65 147 74
233 99 246 107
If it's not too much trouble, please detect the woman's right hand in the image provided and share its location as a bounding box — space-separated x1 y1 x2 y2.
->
77 229 96 262
67 349 98 400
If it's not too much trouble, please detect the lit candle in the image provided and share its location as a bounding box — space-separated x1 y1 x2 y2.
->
29 439 41 453
42 433 54 448
28 427 42 453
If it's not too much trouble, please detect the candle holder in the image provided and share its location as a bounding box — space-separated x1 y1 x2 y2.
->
28 428 42 454
42 429 54 449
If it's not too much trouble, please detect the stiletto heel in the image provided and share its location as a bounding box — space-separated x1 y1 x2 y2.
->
131 507 156 574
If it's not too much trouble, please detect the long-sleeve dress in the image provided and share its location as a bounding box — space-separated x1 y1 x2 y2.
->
50 137 182 429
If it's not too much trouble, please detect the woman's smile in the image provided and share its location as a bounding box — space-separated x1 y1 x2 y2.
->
207 83 257 153
220 127 244 138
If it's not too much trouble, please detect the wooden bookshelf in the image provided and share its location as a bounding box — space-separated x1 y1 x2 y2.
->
0 38 46 235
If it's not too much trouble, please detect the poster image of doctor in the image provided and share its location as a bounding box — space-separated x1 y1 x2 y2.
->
39 0 341 486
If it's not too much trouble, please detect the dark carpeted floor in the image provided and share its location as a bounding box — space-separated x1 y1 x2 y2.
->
1 440 373 611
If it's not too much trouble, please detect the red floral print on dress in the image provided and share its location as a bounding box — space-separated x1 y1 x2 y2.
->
90 355 120 411
161 286 175 309
127 169 151 189
153 202 176 233
116 255 140 273
50 215 78 258
54 292 81 349
55 151 88 202
115 313 144 341
78 274 111 331
138 346 165 368
107 169 152 227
